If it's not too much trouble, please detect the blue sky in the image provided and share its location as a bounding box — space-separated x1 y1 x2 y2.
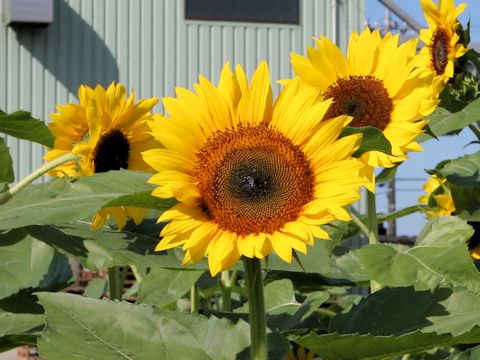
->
365 0 480 236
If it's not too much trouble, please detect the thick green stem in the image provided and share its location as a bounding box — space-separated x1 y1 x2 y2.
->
367 190 379 245
349 211 369 237
190 285 199 313
367 189 381 293
243 258 267 360
130 265 143 283
220 270 237 312
108 267 123 301
0 152 78 205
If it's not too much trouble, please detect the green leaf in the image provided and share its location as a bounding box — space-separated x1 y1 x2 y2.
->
264 279 297 314
0 291 44 351
267 248 370 291
0 138 14 184
330 286 440 334
360 217 480 293
236 279 329 332
450 186 480 221
37 292 250 360
265 221 357 274
423 287 480 336
138 269 204 307
25 222 192 272
417 97 480 142
0 229 73 299
0 110 54 147
291 328 480 360
0 170 155 230
446 345 480 359
438 152 480 187
103 190 177 210
375 166 398 183
341 126 392 156
330 286 480 337
83 278 107 299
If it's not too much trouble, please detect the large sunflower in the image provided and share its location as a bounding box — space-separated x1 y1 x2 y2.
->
418 0 467 89
143 62 367 276
44 82 158 230
290 28 439 175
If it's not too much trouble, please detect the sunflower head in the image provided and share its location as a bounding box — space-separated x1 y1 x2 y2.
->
418 175 455 218
44 82 158 229
144 62 369 276
418 0 468 90
290 28 439 171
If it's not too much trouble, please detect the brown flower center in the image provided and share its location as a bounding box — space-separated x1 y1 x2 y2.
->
93 130 130 173
323 75 394 130
194 125 314 235
430 28 450 75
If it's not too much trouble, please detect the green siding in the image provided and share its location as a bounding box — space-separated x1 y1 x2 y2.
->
0 0 364 181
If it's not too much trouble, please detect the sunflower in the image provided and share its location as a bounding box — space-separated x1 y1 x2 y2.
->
44 82 158 230
290 28 439 178
418 0 468 90
285 346 316 360
143 62 368 276
418 175 455 218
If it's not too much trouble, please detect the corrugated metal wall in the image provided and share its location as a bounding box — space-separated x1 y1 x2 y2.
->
0 0 364 181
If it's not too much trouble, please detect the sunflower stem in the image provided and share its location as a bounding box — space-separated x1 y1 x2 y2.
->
349 211 369 237
108 266 123 301
130 265 143 283
190 285 200 313
243 258 267 360
0 152 79 205
367 189 382 293
220 270 237 312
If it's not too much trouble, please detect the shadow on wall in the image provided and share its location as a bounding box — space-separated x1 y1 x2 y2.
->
13 0 119 96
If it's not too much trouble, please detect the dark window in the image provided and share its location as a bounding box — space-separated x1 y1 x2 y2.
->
185 0 299 25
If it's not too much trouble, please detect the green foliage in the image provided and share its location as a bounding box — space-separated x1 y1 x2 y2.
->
0 229 73 299
417 96 480 142
331 286 480 337
437 153 480 187
25 222 189 272
37 292 251 360
291 328 480 360
428 153 480 221
0 138 14 184
446 345 480 359
0 170 170 230
0 291 44 351
83 278 107 299
340 126 392 156
360 217 479 293
138 269 204 307
0 110 54 147
2 33 480 360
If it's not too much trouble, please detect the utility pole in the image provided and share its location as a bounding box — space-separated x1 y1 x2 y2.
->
377 0 423 33
387 178 396 237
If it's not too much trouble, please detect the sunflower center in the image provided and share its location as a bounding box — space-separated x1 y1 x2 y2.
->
195 125 314 235
93 130 130 173
430 28 450 75
323 75 393 130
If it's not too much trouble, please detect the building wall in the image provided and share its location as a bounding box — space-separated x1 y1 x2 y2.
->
0 0 364 181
